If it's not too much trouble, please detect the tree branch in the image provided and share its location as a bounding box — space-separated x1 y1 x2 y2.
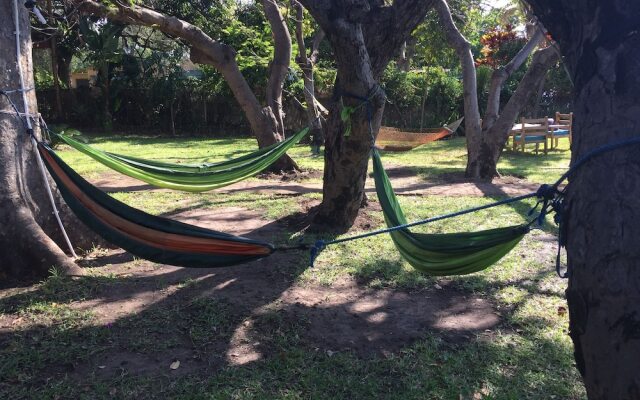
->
483 27 545 128
68 0 271 140
434 0 481 141
489 45 559 150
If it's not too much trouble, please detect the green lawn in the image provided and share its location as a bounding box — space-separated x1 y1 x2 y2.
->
1 134 583 399
55 134 571 184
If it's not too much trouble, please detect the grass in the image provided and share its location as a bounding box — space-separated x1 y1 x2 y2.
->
1 133 583 399
55 133 571 184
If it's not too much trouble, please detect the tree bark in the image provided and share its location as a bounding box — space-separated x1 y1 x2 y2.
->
291 0 325 154
261 0 291 140
1 2 89 279
525 1 640 398
474 45 559 179
299 0 435 231
433 0 482 175
70 0 297 171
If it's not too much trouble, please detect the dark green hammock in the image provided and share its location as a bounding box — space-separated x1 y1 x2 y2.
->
56 127 309 192
38 142 275 268
371 148 529 275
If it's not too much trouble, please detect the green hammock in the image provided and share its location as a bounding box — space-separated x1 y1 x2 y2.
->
371 148 529 275
37 142 275 268
56 127 310 192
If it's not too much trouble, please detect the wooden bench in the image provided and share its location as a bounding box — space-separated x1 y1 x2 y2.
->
549 112 573 148
512 117 550 154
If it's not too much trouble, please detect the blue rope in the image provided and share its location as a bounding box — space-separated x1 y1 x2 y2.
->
309 191 538 267
309 92 640 275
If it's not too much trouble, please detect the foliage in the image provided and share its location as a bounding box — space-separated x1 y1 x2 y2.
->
476 24 525 69
382 65 463 128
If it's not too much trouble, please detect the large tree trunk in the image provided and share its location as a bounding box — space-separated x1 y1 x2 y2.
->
71 0 297 171
1 2 89 280
300 0 435 231
524 1 640 397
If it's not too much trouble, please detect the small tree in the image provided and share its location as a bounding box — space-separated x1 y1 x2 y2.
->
435 0 559 180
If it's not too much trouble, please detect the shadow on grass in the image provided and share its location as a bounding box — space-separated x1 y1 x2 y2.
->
0 216 579 399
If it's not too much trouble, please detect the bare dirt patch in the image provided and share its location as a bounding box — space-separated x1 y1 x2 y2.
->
91 170 540 198
1 206 500 382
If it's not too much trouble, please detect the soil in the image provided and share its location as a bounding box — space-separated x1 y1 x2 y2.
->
1 205 501 380
91 167 541 198
0 168 535 382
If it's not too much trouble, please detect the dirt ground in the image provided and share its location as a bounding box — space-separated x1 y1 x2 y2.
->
0 169 544 384
1 201 504 381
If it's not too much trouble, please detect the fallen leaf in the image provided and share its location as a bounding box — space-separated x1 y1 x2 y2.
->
98 365 106 369
434 284 443 290
557 306 567 316
170 360 180 370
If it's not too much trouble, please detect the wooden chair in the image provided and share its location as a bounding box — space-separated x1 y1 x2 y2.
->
550 112 573 148
512 117 549 154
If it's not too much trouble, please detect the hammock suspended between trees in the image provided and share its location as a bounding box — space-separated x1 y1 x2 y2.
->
375 117 464 152
38 142 274 268
55 126 310 192
371 148 529 275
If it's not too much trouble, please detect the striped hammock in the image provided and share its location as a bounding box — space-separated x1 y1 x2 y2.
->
55 127 309 192
38 142 274 268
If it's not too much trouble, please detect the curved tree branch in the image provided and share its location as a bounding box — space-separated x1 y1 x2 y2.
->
434 0 481 152
483 27 545 128
69 0 271 142
262 0 292 139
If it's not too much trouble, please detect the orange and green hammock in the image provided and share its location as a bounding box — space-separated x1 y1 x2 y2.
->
38 142 274 268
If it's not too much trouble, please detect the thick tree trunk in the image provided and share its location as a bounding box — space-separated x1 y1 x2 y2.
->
300 0 435 231
1 3 89 279
525 1 640 397
72 0 298 171
311 25 386 230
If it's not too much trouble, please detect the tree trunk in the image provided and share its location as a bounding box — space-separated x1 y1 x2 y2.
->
0 2 89 280
300 0 435 231
261 0 290 140
525 1 640 397
291 0 325 155
471 46 559 180
433 0 482 176
435 0 555 180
